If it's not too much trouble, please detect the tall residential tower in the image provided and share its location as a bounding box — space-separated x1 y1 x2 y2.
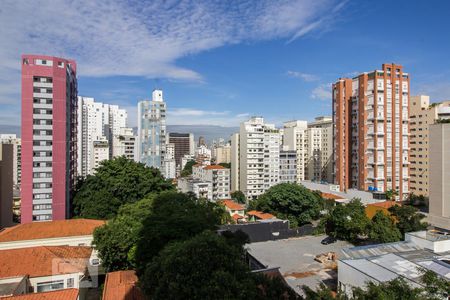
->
333 63 410 200
21 55 77 222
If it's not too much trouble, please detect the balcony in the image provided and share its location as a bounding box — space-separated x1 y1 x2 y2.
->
33 92 53 99
33 103 52 109
33 135 52 140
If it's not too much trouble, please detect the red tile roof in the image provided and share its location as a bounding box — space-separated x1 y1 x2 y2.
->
321 192 344 200
0 246 92 278
203 165 226 170
232 214 244 221
0 219 105 243
2 289 79 300
368 201 401 209
247 210 276 220
220 200 245 211
102 270 144 300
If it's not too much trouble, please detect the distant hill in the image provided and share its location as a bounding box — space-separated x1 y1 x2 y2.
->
1 124 238 144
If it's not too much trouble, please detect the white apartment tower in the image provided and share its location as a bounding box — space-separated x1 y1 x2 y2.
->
90 138 109 174
112 127 137 161
77 96 127 177
307 116 333 183
282 121 308 182
238 117 280 200
0 134 21 187
137 89 167 172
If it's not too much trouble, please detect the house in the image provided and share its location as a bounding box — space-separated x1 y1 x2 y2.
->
220 200 245 221
177 177 212 200
247 210 276 221
0 219 105 250
102 270 144 300
0 246 100 298
192 164 230 200
2 288 78 299
365 201 400 219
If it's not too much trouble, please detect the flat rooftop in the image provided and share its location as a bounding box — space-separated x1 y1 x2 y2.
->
247 235 352 294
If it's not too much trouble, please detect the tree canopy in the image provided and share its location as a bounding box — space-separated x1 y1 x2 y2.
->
388 205 427 236
325 199 370 242
140 230 298 300
134 191 225 276
231 190 246 204
368 210 402 243
250 183 322 227
92 195 155 272
180 159 197 177
72 157 173 219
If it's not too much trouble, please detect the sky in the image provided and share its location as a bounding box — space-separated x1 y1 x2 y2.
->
1 0 450 129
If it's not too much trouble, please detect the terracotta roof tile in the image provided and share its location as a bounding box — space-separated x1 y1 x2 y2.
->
102 270 144 300
220 200 245 211
3 289 78 300
0 246 92 278
321 192 344 200
203 165 226 170
232 214 244 221
368 201 400 209
0 219 105 243
247 210 276 220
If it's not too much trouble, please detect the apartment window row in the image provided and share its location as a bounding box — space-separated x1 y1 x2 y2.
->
33 172 52 178
33 193 52 199
33 108 53 115
33 130 53 136
33 76 53 83
33 204 52 210
33 151 52 157
33 119 53 125
33 87 53 94
33 214 52 221
33 182 52 189
33 162 52 167
33 140 52 146
33 98 53 104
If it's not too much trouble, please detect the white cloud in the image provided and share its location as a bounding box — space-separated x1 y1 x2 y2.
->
415 81 450 102
167 109 250 126
0 0 347 125
287 70 319 82
311 83 331 100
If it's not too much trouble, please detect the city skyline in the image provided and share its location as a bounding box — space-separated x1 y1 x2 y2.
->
1 1 450 131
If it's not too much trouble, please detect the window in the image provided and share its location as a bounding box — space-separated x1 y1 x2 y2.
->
36 280 63 292
67 278 74 288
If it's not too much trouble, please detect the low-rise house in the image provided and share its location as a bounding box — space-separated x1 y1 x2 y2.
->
220 200 245 222
102 270 144 300
0 246 99 297
247 210 276 221
0 219 105 250
2 288 78 300
365 201 400 219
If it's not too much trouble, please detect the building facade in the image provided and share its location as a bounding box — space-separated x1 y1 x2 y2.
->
77 97 127 177
192 164 230 200
333 63 410 200
0 144 13 228
307 116 333 183
238 117 280 200
90 139 109 174
428 123 450 230
409 95 450 196
0 134 21 188
279 149 297 184
162 143 176 179
282 120 308 183
112 127 137 161
21 55 77 223
168 133 194 168
214 144 231 164
137 90 166 170
230 133 240 192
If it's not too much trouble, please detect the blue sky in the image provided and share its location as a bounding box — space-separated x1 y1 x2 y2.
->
1 0 450 128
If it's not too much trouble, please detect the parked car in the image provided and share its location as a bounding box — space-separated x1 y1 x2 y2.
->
321 236 337 245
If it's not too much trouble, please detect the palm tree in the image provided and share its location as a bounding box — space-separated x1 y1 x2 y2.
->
385 189 398 201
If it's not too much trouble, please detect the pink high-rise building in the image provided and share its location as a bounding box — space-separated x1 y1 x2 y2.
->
21 55 77 223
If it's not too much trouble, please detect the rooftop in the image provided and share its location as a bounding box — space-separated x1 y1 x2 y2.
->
204 164 226 170
0 246 92 278
247 210 275 220
220 199 245 211
102 270 144 300
0 219 105 243
2 289 78 300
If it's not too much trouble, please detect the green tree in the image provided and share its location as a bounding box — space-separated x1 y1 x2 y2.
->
421 269 450 300
368 211 402 243
352 277 424 300
250 183 322 228
218 162 231 169
73 157 173 219
388 205 428 236
140 231 298 300
180 160 197 177
325 199 370 242
385 189 398 201
134 191 224 276
92 195 155 272
231 190 246 204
